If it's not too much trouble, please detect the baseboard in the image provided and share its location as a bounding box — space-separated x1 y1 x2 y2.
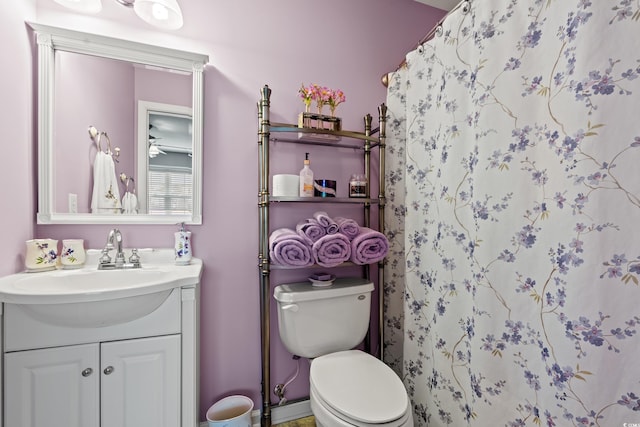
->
267 399 312 425
200 399 312 427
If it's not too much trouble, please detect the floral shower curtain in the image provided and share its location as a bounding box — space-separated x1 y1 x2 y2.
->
384 1 640 426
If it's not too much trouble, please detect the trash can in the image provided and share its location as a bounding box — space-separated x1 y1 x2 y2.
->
206 395 254 427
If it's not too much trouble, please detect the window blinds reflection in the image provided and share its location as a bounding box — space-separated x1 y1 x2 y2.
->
148 169 192 215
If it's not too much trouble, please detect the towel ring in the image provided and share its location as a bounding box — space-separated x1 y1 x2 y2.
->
97 132 113 154
128 177 136 194
120 174 136 194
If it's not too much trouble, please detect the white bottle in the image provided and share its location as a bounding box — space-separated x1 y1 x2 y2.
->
299 153 314 197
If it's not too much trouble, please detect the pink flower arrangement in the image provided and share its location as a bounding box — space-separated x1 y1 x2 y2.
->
328 89 346 115
298 84 313 111
299 83 346 116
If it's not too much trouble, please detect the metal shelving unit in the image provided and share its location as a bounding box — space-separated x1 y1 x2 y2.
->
257 85 387 427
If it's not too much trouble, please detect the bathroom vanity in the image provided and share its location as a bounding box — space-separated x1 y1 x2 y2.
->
0 249 202 427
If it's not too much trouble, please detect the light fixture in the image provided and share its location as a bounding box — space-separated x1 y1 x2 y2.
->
149 143 167 158
133 0 183 30
52 0 184 30
148 132 167 158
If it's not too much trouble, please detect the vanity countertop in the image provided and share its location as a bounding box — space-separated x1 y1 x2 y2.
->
0 248 202 305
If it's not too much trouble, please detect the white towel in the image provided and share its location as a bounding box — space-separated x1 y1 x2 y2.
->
122 192 138 214
91 151 122 214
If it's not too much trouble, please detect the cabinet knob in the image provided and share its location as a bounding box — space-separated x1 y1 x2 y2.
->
103 366 114 375
81 368 93 377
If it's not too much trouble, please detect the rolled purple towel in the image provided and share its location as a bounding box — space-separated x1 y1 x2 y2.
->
269 228 313 267
296 218 326 244
312 233 351 268
313 211 339 234
334 217 360 240
350 227 389 265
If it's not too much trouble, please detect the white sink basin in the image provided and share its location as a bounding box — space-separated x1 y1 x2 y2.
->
0 249 202 327
11 268 167 295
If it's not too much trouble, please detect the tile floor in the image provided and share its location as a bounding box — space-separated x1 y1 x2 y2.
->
274 415 316 427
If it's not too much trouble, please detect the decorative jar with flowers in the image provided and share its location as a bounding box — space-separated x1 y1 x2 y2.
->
297 83 345 132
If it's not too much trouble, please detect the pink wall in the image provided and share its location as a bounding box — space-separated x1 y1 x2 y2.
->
135 66 191 107
19 0 446 421
1 1 37 274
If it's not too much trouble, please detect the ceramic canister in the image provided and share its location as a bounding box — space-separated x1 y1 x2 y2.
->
25 239 59 272
61 239 86 269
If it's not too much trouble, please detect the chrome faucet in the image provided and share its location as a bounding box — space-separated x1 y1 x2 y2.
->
112 229 125 267
98 229 141 270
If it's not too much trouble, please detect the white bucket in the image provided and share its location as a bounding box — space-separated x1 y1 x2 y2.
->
206 395 254 427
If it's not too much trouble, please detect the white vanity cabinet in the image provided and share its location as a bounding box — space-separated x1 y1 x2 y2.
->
5 343 100 427
100 335 181 427
0 276 201 427
5 335 180 427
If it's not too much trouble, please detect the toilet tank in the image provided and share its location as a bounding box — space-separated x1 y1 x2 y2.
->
273 277 374 358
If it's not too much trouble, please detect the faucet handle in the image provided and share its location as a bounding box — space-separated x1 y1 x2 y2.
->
99 247 112 264
129 248 141 267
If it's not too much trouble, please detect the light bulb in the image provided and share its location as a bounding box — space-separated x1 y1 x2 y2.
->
151 3 169 21
133 0 183 30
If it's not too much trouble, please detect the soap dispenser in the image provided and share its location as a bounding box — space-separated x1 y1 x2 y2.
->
174 222 192 265
299 152 314 197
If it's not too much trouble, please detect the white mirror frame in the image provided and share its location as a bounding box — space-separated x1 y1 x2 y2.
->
30 22 208 225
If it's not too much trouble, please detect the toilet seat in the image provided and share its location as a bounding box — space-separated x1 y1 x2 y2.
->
311 383 413 427
310 350 411 427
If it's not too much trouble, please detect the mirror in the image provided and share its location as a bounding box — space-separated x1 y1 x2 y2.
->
30 23 208 224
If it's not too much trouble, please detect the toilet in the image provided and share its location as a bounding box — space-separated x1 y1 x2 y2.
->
274 277 413 427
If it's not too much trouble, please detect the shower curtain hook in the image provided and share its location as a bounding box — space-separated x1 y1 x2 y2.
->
435 25 443 37
417 44 425 54
462 1 471 14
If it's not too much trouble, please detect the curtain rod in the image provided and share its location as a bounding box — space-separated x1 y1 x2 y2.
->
381 0 470 87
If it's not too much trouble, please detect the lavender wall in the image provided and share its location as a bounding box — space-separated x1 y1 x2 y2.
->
23 0 446 421
1 1 37 275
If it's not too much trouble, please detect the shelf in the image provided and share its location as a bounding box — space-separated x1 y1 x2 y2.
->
269 196 378 204
269 137 380 150
257 85 386 427
270 261 359 270
269 122 381 146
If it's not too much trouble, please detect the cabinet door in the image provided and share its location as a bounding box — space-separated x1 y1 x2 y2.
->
4 343 99 427
101 334 180 427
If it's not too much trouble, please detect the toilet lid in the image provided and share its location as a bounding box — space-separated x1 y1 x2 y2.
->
310 350 408 424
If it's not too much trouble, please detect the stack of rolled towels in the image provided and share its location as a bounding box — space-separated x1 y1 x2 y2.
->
269 211 389 268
